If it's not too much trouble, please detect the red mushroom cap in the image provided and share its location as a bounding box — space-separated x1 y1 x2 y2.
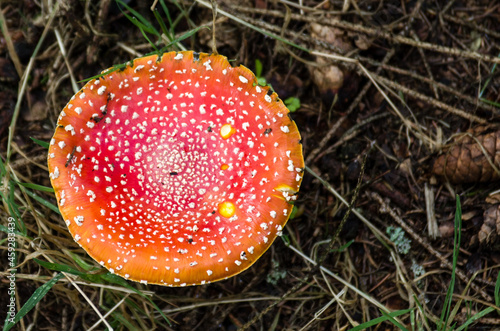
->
48 51 304 286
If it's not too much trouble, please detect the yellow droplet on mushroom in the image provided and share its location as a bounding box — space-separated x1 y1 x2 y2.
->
218 201 236 218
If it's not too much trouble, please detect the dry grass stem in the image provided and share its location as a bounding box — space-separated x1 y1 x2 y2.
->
232 5 500 64
370 192 492 302
2 1 500 329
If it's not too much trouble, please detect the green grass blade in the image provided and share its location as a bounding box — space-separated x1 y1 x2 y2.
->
119 297 161 330
159 0 173 29
412 294 429 327
24 189 60 215
0 183 27 236
3 273 64 331
410 309 416 331
64 250 99 272
348 309 413 331
255 59 263 77
479 52 499 98
438 195 462 330
480 98 500 107
34 258 101 283
78 62 131 84
0 224 29 238
7 180 23 222
0 155 7 176
169 0 195 31
15 181 54 193
160 26 207 53
100 273 171 326
122 296 170 330
110 311 139 330
455 307 494 331
115 0 159 36
380 309 409 331
136 20 159 53
30 137 49 149
153 8 171 41
330 239 354 253
495 271 500 316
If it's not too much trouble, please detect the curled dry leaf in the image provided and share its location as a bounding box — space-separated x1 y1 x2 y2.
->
432 128 500 184
485 192 500 204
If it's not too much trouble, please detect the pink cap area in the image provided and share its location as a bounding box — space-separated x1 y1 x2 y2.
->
48 51 304 286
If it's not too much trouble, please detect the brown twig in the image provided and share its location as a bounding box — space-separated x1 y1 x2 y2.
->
368 72 489 124
306 50 395 164
440 13 500 40
405 0 440 99
212 6 492 127
85 0 114 63
231 5 500 64
359 56 499 115
0 7 23 77
370 191 492 302
210 0 218 54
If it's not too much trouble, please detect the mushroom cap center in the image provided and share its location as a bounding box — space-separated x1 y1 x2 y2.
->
134 126 219 213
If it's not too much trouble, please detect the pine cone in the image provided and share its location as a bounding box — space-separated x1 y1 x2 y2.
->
432 128 500 184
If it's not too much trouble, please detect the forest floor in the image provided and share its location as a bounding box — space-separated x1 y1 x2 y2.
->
1 0 500 330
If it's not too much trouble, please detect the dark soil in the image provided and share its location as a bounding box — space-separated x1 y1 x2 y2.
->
1 0 500 330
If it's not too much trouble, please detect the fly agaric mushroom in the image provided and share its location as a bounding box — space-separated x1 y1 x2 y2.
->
47 51 304 286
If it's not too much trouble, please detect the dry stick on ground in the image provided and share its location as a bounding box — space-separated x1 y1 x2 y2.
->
88 294 130 331
54 29 79 94
231 3 498 129
0 8 23 77
10 144 49 171
436 12 497 101
212 269 268 327
85 0 114 64
359 56 498 115
232 5 500 65
194 1 349 55
301 167 413 323
230 11 490 126
209 0 218 54
441 13 500 39
314 113 392 161
306 50 394 164
224 7 498 117
410 30 440 100
225 3 499 117
370 191 492 302
368 72 488 124
406 0 440 99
